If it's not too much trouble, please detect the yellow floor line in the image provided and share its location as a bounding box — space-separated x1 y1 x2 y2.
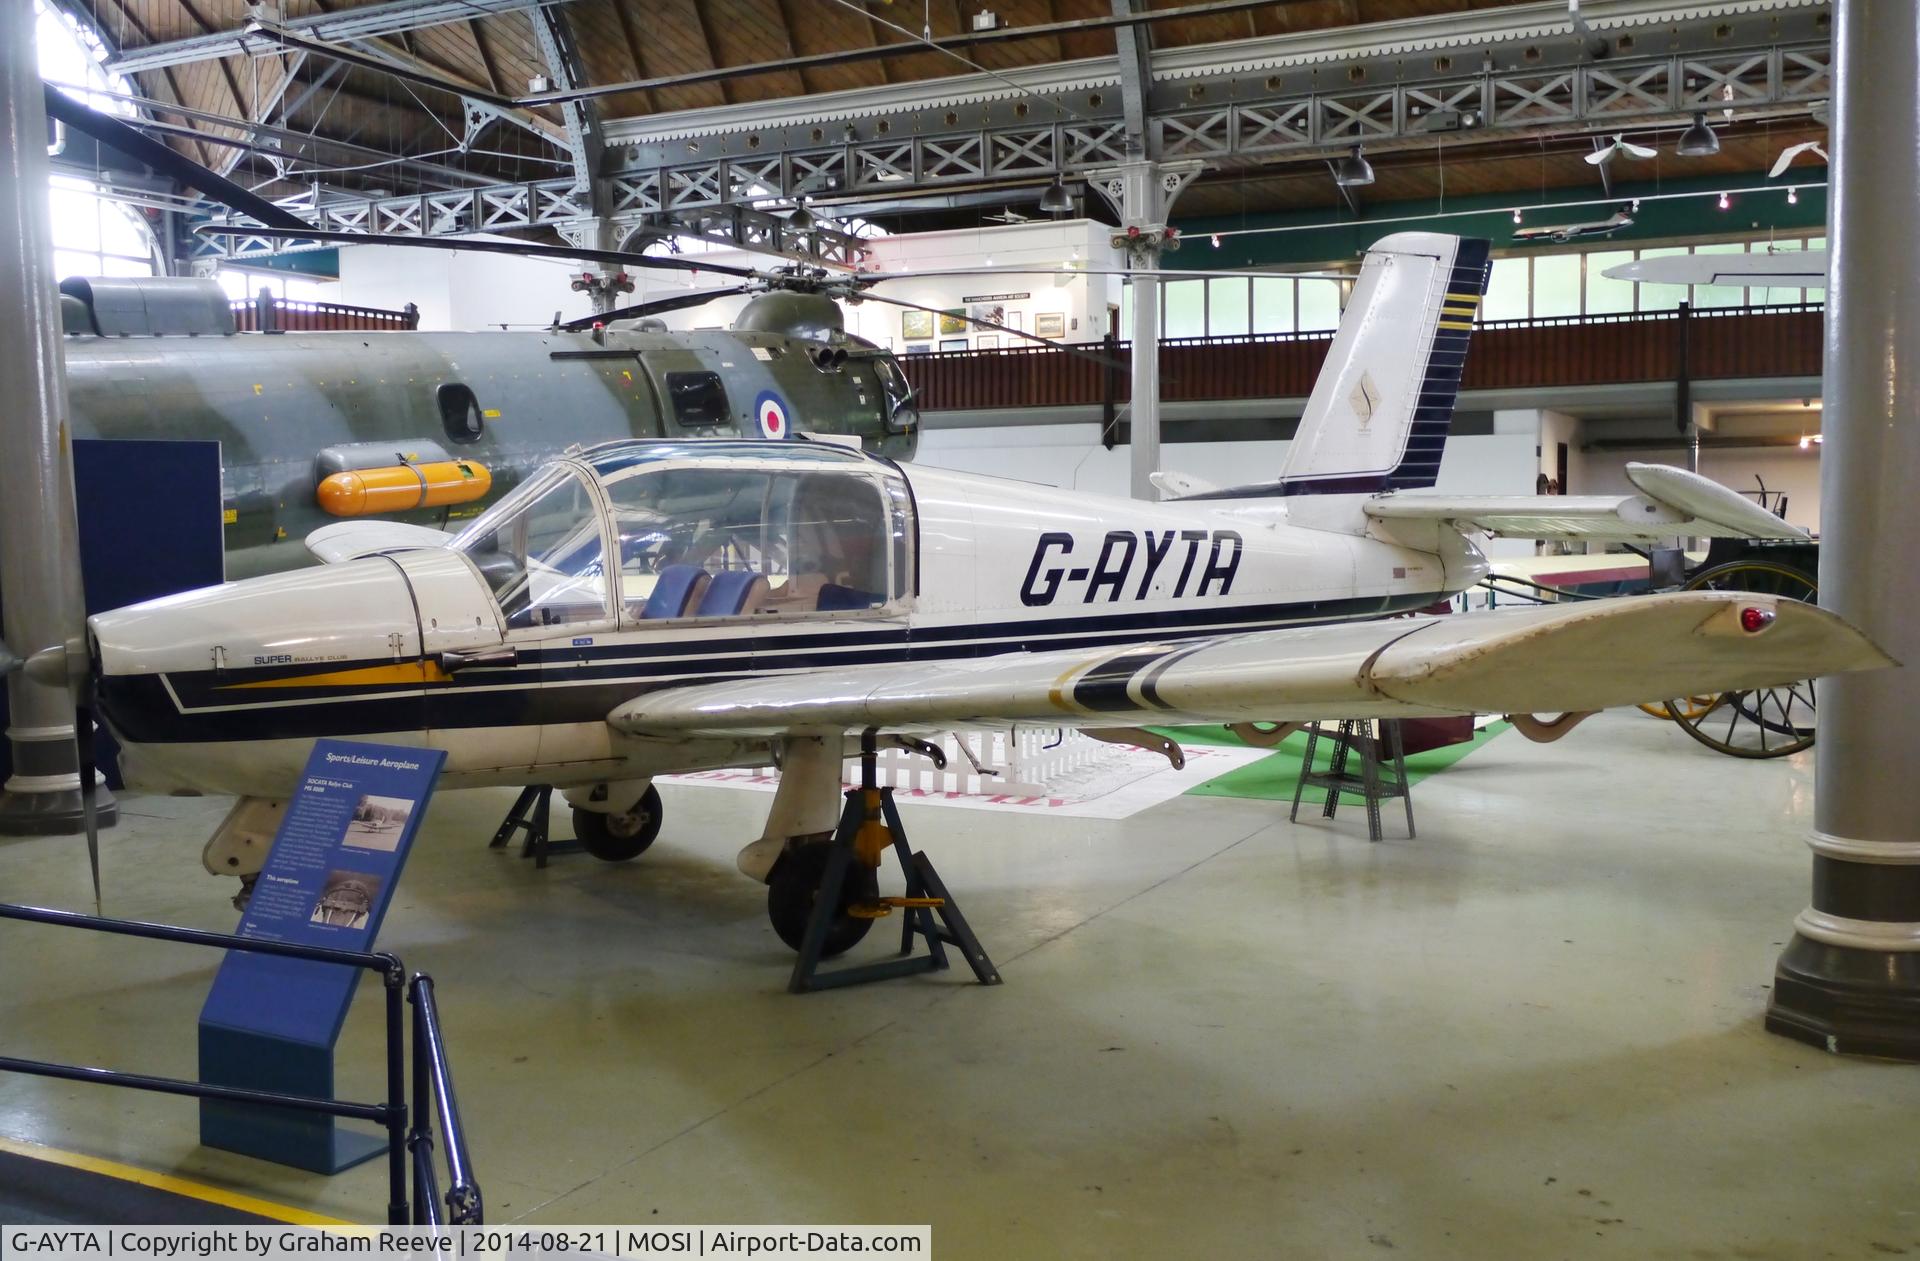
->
0 1134 354 1227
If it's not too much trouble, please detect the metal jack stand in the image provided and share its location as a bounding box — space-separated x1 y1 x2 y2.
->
1290 719 1416 843
789 731 1001 994
488 784 581 868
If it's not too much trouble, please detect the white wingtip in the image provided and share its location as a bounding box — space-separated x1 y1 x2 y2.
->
1624 462 1809 540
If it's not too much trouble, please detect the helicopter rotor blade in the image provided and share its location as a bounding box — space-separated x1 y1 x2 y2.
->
867 265 1352 282
559 285 756 330
851 292 1127 369
195 223 771 282
43 85 312 232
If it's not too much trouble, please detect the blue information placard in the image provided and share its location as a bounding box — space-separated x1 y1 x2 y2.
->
199 739 445 1173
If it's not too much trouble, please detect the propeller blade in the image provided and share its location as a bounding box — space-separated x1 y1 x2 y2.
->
853 292 1127 369
75 701 100 911
42 85 311 232
1584 146 1613 166
195 224 769 281
1621 141 1659 159
559 285 755 330
1768 148 1798 178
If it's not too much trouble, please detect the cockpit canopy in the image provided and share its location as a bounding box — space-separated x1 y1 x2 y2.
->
449 441 913 631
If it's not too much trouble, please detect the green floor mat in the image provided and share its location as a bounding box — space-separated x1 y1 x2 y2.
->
1155 722 1510 803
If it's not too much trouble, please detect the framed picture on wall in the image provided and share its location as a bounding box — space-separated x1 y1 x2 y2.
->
939 337 968 352
1003 311 1022 333
1035 312 1066 338
977 334 999 350
938 309 969 335
901 309 934 339
905 342 931 355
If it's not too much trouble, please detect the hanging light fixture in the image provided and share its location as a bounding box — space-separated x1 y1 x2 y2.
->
788 199 815 232
1039 177 1074 214
1718 191 1731 210
1333 145 1375 187
1513 208 1524 224
1787 186 1799 205
1677 112 1720 157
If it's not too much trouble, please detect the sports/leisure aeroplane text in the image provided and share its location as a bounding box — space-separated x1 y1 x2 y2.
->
66 234 1891 954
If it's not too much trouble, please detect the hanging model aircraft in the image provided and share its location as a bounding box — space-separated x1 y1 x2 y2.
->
1512 209 1635 245
1602 249 1828 290
15 233 1886 957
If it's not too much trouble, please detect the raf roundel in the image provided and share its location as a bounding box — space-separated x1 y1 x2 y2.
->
755 391 790 440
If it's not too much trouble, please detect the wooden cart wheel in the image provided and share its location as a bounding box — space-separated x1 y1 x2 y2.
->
1662 558 1819 758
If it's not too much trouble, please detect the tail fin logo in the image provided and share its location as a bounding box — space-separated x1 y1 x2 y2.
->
1350 373 1380 427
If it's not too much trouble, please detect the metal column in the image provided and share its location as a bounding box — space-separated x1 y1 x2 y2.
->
0 8 113 836
1093 160 1202 501
1130 257 1161 499
1766 0 1920 1058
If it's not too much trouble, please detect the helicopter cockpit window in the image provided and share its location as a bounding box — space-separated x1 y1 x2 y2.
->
665 372 730 428
873 356 918 434
450 466 610 630
604 464 897 621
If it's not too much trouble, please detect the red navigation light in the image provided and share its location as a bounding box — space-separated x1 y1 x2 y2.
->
1739 606 1775 633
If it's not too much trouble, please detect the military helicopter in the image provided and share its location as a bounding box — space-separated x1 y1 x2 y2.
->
47 86 1118 579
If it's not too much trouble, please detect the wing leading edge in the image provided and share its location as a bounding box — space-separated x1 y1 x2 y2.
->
607 592 1891 739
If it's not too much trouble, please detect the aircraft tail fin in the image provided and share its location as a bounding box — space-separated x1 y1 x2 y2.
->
1176 232 1490 507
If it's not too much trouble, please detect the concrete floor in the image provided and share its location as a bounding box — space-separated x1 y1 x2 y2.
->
1 710 1916 1257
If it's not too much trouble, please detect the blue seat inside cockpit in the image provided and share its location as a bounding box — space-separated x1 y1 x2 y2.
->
695 569 768 617
640 564 708 619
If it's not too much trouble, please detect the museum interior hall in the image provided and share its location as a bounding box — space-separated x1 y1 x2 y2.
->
1 1 1916 1256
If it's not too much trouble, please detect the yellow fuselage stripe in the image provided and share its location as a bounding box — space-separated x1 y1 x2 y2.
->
1438 319 1475 330
0 1134 353 1226
221 661 451 690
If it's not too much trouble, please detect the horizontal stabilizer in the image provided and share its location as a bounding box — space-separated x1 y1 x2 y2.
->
305 520 453 564
608 592 1888 738
1363 462 1805 541
1149 470 1220 498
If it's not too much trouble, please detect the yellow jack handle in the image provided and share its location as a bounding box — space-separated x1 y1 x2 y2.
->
848 896 947 920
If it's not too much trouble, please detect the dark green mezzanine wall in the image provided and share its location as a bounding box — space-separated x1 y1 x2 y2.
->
1166 174 1829 270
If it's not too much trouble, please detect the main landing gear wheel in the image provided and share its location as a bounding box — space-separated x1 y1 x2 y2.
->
1663 558 1820 759
572 786 663 862
767 844 878 958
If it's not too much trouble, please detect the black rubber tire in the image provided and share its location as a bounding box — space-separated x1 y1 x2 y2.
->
767 844 877 958
571 786 662 862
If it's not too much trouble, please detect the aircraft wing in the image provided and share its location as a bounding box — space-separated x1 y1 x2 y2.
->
606 591 1889 739
1363 463 1804 541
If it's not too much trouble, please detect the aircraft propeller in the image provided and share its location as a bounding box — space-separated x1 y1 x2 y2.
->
1584 134 1659 167
1769 139 1828 178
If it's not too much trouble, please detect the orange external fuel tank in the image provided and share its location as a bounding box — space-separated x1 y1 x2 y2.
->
316 459 492 517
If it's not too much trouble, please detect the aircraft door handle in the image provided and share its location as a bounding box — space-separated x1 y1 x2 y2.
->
439 647 519 672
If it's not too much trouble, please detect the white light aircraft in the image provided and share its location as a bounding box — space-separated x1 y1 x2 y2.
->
69 233 1889 954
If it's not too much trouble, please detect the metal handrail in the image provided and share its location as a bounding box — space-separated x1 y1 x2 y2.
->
407 975 481 1225
0 901 480 1225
